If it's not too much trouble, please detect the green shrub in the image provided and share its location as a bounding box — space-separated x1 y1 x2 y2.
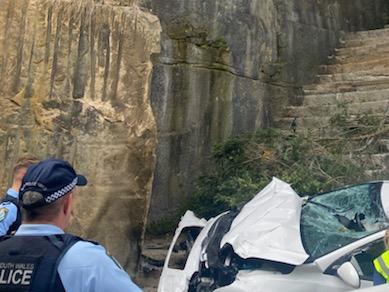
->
185 128 367 219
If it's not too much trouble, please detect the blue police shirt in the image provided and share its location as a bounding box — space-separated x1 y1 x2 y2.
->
0 188 19 236
15 224 142 292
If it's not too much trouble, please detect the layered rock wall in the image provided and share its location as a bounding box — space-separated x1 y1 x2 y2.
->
148 0 389 220
0 0 160 273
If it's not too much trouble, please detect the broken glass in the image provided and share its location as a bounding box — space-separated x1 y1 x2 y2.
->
301 182 389 260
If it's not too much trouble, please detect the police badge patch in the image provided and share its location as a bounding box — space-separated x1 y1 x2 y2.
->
0 208 9 222
0 259 37 291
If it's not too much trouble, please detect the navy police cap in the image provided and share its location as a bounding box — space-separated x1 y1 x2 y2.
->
19 158 87 208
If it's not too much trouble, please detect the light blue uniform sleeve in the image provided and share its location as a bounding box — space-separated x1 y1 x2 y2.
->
0 202 18 236
58 241 142 292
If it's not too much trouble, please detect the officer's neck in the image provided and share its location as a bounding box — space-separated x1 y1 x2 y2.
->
23 218 67 231
23 195 72 231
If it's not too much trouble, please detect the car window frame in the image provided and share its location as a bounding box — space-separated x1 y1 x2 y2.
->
324 236 386 281
167 226 204 270
313 230 386 273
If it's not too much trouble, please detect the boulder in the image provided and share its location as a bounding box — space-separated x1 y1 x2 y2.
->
0 0 160 273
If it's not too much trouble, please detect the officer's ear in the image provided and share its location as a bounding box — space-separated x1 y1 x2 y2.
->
63 192 73 217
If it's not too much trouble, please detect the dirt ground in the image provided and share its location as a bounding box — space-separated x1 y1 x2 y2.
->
136 235 172 291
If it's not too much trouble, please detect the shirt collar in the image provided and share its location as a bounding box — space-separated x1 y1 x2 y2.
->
6 188 18 199
15 224 65 236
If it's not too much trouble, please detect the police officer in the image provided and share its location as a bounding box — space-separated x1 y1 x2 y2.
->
373 229 389 285
0 157 37 235
0 158 142 291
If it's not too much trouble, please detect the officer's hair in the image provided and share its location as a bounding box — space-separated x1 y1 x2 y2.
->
21 192 68 222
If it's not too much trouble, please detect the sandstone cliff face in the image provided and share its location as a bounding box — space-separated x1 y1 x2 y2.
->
0 0 160 273
148 0 389 220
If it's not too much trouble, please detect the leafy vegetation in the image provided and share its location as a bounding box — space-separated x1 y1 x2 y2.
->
147 102 389 235
185 128 367 219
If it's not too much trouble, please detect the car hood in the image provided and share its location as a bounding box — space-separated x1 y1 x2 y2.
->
220 177 309 265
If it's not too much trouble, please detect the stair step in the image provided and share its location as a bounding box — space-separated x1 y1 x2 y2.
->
342 36 389 49
285 100 389 119
345 28 389 41
296 113 388 130
304 77 389 94
335 43 389 57
318 59 389 75
316 69 389 83
276 25 389 156
334 51 389 64
303 88 389 107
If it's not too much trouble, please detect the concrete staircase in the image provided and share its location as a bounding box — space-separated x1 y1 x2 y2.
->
275 26 389 176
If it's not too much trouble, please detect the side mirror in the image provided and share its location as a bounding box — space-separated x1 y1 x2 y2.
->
337 262 360 289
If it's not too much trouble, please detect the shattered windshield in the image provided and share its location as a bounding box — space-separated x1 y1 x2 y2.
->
301 182 389 260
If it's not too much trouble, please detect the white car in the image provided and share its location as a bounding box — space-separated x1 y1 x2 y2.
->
350 286 389 292
158 178 389 292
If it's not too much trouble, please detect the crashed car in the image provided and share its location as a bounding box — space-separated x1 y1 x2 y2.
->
158 178 389 292
350 285 389 292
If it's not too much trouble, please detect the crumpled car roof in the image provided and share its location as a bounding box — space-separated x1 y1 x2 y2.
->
220 177 309 265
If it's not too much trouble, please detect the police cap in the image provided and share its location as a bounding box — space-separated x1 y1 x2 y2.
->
19 158 87 208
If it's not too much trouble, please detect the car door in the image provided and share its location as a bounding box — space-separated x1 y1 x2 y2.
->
158 211 206 292
212 266 355 292
266 230 385 292
320 235 388 290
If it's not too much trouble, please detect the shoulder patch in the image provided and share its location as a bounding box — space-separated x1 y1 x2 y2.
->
0 207 9 222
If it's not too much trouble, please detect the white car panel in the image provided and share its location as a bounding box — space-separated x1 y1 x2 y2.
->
158 211 206 292
351 285 389 292
175 210 207 228
213 266 356 292
221 177 309 265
